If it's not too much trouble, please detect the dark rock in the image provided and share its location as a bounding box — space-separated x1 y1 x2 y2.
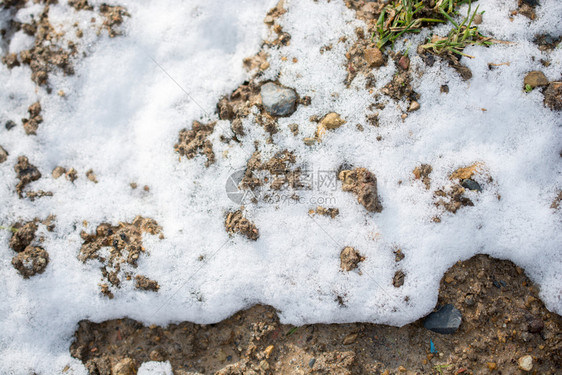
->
527 317 544 333
461 179 482 192
424 304 462 334
521 0 539 6
5 120 16 130
260 82 297 117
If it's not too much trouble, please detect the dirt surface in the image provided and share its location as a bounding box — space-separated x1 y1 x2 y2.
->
240 150 305 197
174 121 217 167
544 82 562 111
70 254 562 375
78 216 162 298
338 167 383 213
225 210 260 241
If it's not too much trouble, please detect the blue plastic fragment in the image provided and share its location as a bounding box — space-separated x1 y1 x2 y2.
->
430 339 437 354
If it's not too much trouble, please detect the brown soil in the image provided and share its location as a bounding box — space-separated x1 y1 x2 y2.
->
310 206 339 219
339 246 364 272
338 168 383 213
14 155 42 198
78 217 162 298
413 164 432 190
433 164 488 216
9 220 38 253
70 254 562 375
11 245 49 278
225 210 259 241
8 218 55 278
135 275 160 292
174 121 216 167
240 150 304 195
22 101 43 135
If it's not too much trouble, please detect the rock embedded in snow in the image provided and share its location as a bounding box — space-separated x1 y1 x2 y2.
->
260 82 297 117
518 355 533 372
316 112 346 138
524 71 549 88
461 179 482 192
423 304 462 334
340 247 364 272
408 101 420 112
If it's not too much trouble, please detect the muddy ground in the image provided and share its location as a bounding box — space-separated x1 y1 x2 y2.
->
71 254 561 375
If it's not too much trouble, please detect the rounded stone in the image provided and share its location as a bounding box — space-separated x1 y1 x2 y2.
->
260 82 297 117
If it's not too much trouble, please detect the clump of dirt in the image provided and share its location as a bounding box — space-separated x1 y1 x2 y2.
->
12 246 49 278
392 269 405 288
8 217 54 278
21 101 43 135
310 206 339 219
174 121 216 167
413 163 432 190
52 165 85 182
339 167 383 213
99 4 130 38
14 156 42 198
263 0 290 48
544 82 562 111
70 254 562 374
517 0 539 20
86 169 98 183
4 3 75 87
135 275 160 292
9 220 38 253
78 216 162 298
68 0 93 11
225 210 259 241
240 150 305 196
340 246 364 272
432 164 488 215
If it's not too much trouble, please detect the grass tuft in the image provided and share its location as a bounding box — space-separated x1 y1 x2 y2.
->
420 2 493 58
371 0 473 50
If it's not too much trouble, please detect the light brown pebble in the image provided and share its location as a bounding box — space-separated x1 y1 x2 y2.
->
518 355 533 372
408 101 420 112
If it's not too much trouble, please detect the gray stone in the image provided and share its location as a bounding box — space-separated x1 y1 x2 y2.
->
461 179 482 192
260 82 297 117
424 304 462 334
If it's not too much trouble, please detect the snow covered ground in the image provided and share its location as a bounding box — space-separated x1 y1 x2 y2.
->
0 0 561 373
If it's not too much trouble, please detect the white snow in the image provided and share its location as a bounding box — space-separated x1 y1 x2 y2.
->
0 0 561 373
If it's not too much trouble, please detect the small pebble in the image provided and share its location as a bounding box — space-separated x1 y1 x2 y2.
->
5 120 16 130
309 358 316 368
518 355 533 372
